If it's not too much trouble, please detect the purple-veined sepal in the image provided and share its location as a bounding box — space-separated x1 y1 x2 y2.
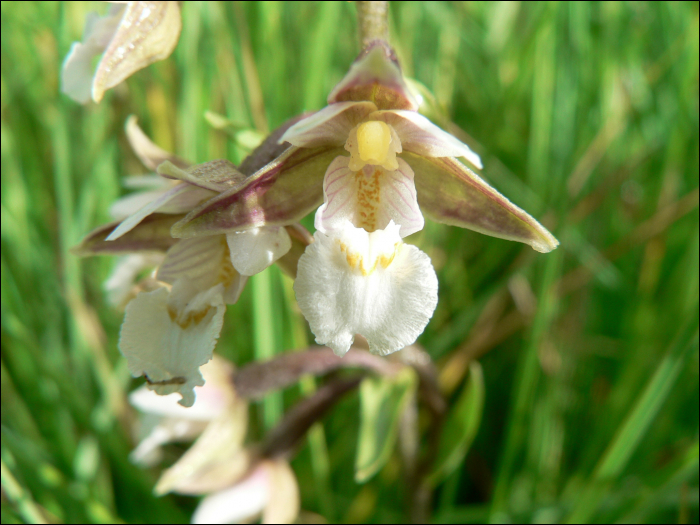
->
171 146 345 238
405 152 559 253
327 41 419 111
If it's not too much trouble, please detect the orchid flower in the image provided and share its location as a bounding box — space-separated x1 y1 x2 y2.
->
62 1 182 104
75 118 308 406
167 41 558 358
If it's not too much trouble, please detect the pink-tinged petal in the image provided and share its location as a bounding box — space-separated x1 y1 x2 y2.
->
107 184 216 241
315 157 423 237
328 41 419 111
125 115 190 171
157 236 246 305
189 459 299 525
404 153 559 253
72 214 182 256
157 159 245 192
191 465 268 524
279 102 377 148
92 2 182 102
171 146 346 238
371 110 483 169
314 157 357 233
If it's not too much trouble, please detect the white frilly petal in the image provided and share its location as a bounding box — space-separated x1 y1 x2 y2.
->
119 284 226 407
61 4 125 104
279 101 377 148
107 183 216 241
226 227 292 276
371 110 483 169
294 222 438 357
315 157 424 237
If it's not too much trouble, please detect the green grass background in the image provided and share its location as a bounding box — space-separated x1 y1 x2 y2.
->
1 1 698 523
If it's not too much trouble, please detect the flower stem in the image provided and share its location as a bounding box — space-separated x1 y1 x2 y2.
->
356 1 389 48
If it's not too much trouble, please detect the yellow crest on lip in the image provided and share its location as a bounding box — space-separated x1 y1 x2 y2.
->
357 121 393 166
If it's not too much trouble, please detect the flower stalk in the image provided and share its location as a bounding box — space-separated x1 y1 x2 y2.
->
356 1 389 48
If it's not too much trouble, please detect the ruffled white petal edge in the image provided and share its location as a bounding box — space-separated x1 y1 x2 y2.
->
191 460 299 525
226 227 292 276
371 110 483 169
106 184 216 241
119 284 226 407
315 157 424 238
279 101 377 148
128 356 234 421
294 222 438 357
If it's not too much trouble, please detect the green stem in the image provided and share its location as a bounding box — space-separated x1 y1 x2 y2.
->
252 268 283 430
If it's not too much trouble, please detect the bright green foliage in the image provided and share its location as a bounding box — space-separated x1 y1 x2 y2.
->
428 362 484 487
1 2 698 524
355 367 418 483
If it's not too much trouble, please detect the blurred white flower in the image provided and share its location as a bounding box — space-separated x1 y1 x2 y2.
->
129 356 239 466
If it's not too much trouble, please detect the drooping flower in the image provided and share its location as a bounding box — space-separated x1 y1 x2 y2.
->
74 118 310 405
62 2 182 104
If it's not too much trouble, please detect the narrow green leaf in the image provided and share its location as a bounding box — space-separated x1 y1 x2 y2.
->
427 361 485 487
566 303 699 523
355 367 418 483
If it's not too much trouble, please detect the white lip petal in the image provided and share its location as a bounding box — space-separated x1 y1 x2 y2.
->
106 184 216 241
226 226 292 276
294 222 438 357
371 110 483 169
315 157 424 237
119 284 226 407
279 101 378 148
